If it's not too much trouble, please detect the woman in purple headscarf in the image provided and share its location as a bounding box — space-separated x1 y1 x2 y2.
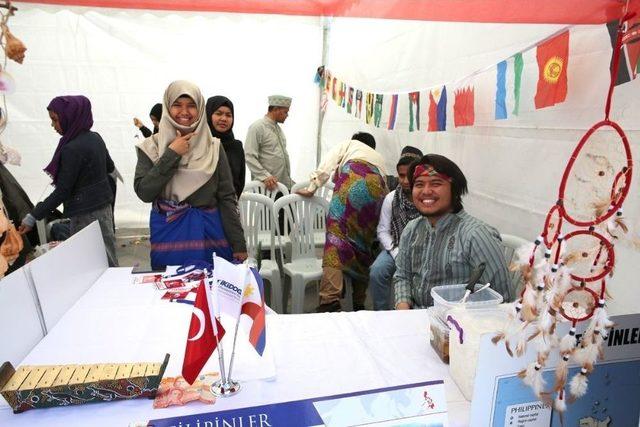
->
18 95 119 266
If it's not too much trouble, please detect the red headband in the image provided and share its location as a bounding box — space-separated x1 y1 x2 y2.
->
413 164 452 182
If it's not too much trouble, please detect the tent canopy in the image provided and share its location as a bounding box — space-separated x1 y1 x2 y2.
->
17 0 630 24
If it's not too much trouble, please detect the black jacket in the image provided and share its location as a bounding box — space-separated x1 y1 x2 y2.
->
223 139 246 199
33 131 115 219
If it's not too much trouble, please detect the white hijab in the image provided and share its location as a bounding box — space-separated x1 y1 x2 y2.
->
137 80 220 202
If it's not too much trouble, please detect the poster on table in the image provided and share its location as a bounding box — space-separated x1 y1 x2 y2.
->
147 380 448 426
470 313 640 426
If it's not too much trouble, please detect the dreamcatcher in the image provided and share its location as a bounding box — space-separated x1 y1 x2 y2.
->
493 11 634 416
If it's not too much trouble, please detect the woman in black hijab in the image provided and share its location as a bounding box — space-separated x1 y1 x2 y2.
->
206 96 245 198
134 103 162 138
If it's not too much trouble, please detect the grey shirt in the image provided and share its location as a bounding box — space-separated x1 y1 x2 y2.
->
393 210 512 308
244 116 293 188
134 147 247 254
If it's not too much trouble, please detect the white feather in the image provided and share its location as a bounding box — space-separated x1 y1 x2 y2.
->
554 393 567 412
569 371 589 398
514 242 537 267
560 330 577 353
522 362 546 396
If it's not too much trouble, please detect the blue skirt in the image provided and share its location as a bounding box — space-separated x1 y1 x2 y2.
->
150 201 233 269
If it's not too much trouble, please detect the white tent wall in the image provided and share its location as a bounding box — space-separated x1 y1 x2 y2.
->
4 4 321 227
322 19 640 315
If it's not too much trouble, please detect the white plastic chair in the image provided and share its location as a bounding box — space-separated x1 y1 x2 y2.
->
238 193 283 313
243 180 290 200
274 194 329 314
500 233 530 301
290 180 332 245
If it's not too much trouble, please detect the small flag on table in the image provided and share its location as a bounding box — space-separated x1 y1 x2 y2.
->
182 280 225 384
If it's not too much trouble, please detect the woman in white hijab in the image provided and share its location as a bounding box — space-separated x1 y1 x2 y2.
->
134 80 246 269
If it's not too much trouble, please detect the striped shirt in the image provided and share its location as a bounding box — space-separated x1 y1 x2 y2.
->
393 210 512 308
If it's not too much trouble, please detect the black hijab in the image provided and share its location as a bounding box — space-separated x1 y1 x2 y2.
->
149 103 162 134
205 96 235 147
205 95 245 198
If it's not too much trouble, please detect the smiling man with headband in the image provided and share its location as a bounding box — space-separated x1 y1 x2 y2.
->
393 154 512 309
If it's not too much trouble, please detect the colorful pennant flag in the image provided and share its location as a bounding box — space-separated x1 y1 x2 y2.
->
408 91 420 131
338 82 346 106
365 92 375 124
428 86 447 132
454 86 475 127
495 54 524 119
387 94 399 130
608 16 640 85
374 94 384 127
534 31 569 109
355 90 363 118
347 87 354 113
331 77 338 101
182 280 225 384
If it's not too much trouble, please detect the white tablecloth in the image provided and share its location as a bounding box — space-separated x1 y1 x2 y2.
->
0 268 470 426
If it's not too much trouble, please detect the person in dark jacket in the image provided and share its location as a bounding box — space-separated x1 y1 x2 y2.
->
134 81 247 270
19 95 118 267
205 96 245 199
134 103 162 138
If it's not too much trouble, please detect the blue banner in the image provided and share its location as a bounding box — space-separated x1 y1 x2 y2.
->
147 380 447 427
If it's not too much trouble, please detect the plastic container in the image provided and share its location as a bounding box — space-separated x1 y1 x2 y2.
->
428 310 450 364
431 283 504 311
446 306 509 400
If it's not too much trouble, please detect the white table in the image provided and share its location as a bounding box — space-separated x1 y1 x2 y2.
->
0 267 470 426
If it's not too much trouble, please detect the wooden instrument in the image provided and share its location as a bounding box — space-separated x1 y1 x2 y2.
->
0 354 169 413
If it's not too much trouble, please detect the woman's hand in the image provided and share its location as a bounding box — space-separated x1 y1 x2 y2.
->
18 224 32 235
295 189 314 198
133 117 143 128
234 252 248 262
168 130 195 156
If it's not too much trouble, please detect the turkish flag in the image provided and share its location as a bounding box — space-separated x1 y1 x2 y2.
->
534 31 569 109
182 280 225 384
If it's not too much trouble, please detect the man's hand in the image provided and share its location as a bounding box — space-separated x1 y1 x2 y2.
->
395 302 411 310
133 117 143 128
233 252 248 262
295 189 314 198
168 130 195 156
18 224 32 235
263 176 278 191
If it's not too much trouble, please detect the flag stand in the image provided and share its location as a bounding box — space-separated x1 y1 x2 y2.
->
211 313 242 397
209 256 242 397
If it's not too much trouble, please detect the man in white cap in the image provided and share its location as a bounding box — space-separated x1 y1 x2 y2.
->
245 95 294 190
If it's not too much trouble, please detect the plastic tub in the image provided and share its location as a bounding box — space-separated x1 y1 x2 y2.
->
431 283 503 311
446 306 509 400
428 310 450 364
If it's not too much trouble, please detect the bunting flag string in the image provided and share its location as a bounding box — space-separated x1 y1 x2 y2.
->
319 24 635 133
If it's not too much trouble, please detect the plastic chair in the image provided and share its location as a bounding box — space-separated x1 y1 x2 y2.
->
274 194 329 314
238 193 283 313
290 181 332 245
243 180 290 200
500 233 530 301
291 180 334 204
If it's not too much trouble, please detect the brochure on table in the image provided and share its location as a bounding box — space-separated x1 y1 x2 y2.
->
147 380 448 426
470 313 640 427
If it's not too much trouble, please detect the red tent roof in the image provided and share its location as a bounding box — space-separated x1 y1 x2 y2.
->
16 0 633 24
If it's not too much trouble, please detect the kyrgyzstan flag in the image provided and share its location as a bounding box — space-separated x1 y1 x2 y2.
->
534 31 569 109
182 280 225 384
